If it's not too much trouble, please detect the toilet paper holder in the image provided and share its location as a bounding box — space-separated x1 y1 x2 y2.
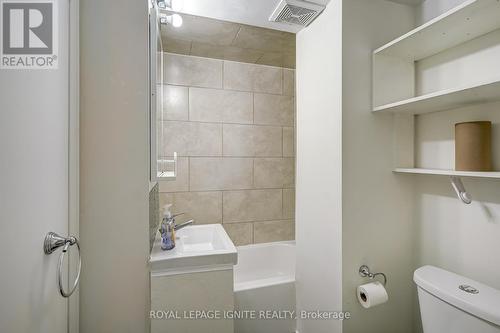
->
359 265 387 286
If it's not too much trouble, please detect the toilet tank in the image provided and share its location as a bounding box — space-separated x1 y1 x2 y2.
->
414 266 500 333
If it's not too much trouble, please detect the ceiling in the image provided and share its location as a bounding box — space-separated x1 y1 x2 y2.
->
170 0 424 35
162 13 296 68
173 0 330 33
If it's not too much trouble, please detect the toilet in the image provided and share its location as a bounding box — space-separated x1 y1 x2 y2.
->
415 266 500 333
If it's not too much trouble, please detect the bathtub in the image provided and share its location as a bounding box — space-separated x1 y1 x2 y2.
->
233 241 296 333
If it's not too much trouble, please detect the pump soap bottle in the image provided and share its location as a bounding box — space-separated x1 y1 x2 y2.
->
160 204 175 250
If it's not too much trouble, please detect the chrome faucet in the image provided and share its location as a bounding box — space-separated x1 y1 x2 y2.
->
173 217 195 231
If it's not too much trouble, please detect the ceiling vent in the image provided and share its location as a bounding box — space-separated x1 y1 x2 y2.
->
269 0 325 27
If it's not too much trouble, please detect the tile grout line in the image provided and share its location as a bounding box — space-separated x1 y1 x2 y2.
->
161 119 294 128
224 218 295 225
159 187 295 195
164 81 288 97
159 155 295 159
165 52 295 70
230 26 242 46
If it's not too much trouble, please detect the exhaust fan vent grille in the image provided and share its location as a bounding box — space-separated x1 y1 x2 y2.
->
270 0 325 27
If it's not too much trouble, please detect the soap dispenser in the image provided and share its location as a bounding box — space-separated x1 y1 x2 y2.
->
160 204 175 250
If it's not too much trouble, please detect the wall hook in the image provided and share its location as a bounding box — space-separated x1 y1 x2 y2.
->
450 176 472 204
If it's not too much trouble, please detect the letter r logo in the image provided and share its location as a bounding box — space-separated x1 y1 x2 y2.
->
2 2 53 54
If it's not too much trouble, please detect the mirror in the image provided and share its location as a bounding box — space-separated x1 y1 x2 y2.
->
149 2 176 182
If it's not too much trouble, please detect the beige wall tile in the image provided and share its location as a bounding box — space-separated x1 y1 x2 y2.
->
190 43 264 65
157 54 295 245
223 124 282 157
283 69 295 96
254 158 295 189
283 127 295 157
158 157 189 192
254 220 295 243
283 54 296 70
160 191 222 224
190 42 225 59
223 61 282 94
161 85 188 121
163 15 240 46
283 189 295 220
254 94 294 126
190 157 253 191
223 189 282 223
164 53 222 88
222 47 263 64
223 223 253 246
189 88 253 124
256 52 287 68
162 121 222 157
231 26 294 53
163 38 192 55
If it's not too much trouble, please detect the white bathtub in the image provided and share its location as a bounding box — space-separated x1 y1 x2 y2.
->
233 241 296 333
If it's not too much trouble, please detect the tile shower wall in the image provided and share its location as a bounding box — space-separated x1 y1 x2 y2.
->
159 53 295 246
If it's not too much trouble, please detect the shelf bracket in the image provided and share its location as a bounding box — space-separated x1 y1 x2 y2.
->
450 176 472 204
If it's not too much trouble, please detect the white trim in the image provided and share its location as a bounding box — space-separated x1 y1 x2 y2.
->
68 0 79 331
394 168 500 179
151 264 233 277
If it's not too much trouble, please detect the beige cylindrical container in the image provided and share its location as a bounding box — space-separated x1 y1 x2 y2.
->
455 121 492 171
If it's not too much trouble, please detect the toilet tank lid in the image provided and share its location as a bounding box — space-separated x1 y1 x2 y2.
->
414 266 500 327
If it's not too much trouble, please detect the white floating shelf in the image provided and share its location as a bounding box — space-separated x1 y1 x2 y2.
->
394 168 500 179
374 0 500 60
373 79 500 114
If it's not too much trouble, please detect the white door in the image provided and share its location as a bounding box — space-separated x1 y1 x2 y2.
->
0 0 78 332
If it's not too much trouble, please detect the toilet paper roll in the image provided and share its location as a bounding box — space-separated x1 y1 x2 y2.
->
357 281 388 309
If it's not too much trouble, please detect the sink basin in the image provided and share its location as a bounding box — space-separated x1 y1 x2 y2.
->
150 224 238 275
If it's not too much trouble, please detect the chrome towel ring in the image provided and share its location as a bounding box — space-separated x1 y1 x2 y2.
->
44 232 81 298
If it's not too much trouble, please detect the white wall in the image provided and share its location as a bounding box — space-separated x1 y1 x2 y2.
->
295 1 343 332
413 0 500 331
177 0 330 34
413 103 500 333
416 29 500 95
341 1 416 332
416 0 465 24
414 0 500 287
414 102 500 291
79 0 150 331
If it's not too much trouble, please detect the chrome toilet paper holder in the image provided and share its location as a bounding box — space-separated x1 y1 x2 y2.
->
359 265 387 286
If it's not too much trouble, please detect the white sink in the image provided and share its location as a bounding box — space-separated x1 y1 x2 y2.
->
150 224 238 275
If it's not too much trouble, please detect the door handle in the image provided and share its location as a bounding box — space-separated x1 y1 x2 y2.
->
44 232 81 298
